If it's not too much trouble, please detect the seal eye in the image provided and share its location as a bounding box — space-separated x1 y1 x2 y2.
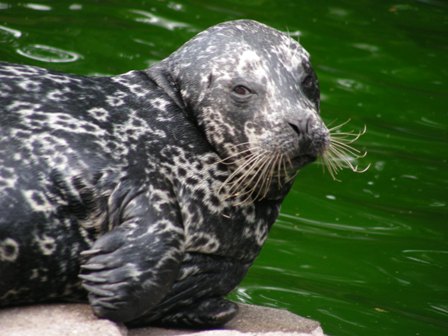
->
301 74 320 109
232 85 252 96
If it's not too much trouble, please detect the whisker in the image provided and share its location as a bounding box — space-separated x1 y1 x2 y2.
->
218 142 266 165
241 153 273 197
219 154 261 192
226 153 270 197
220 128 339 202
218 147 256 164
228 154 272 203
321 122 369 180
330 126 366 143
276 153 284 186
222 152 266 192
328 118 351 131
281 154 291 181
329 140 363 157
229 142 259 148
243 160 270 201
256 153 278 199
264 152 278 188
321 154 340 181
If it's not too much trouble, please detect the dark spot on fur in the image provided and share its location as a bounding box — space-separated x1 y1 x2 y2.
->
178 167 187 177
84 124 96 133
31 192 45 206
186 177 199 185
210 195 220 207
194 189 205 200
4 243 17 257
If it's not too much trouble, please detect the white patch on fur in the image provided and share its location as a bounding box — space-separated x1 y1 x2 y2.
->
150 97 169 111
35 234 57 255
0 238 20 262
87 107 109 122
22 189 52 212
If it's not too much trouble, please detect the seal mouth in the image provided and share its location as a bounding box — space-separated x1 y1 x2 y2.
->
290 154 317 170
218 145 319 203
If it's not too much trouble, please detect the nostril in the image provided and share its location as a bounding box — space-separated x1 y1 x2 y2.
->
288 122 300 136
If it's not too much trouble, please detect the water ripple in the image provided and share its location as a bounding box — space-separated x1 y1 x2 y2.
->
16 44 82 63
401 249 448 268
23 3 51 11
0 24 22 38
129 9 191 31
352 43 380 53
277 212 414 239
336 78 369 92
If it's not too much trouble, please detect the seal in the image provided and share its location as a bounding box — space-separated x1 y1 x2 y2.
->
0 19 329 327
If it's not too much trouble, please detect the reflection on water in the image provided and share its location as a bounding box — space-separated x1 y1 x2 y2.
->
17 44 81 63
130 9 191 30
0 1 447 335
23 3 51 11
0 24 21 38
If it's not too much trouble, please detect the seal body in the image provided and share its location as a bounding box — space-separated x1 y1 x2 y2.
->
0 20 328 327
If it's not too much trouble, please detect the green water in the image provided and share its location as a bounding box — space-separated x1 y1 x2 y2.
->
0 1 446 335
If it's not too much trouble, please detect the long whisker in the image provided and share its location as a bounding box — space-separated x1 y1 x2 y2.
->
255 153 278 200
281 154 291 181
321 123 369 180
221 151 266 192
327 118 352 132
330 125 367 143
242 157 271 201
218 147 256 164
225 152 270 195
228 153 272 203
321 154 340 181
329 140 363 157
238 152 272 194
219 126 345 202
276 153 284 186
263 152 280 197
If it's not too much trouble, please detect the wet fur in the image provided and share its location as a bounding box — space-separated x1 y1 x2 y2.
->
0 20 328 327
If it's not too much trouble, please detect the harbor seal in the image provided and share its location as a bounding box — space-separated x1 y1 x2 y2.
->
0 19 329 327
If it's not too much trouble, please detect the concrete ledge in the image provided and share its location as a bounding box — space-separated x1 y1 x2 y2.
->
0 304 127 336
0 303 324 336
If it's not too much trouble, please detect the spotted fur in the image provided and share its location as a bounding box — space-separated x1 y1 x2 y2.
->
0 20 328 327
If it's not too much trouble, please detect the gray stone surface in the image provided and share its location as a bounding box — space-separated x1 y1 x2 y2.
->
0 304 127 336
128 304 324 336
0 303 325 336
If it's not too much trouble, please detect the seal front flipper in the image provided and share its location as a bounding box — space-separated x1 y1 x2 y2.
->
128 253 249 328
79 181 184 323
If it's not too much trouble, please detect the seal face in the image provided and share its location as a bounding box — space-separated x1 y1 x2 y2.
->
0 20 328 327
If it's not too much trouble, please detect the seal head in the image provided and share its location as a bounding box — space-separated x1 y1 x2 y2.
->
150 20 328 201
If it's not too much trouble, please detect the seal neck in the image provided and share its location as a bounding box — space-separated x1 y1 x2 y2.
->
145 63 186 112
145 62 207 141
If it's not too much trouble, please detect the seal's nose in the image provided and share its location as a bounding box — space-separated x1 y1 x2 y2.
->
287 118 326 161
288 119 313 153
288 119 310 137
